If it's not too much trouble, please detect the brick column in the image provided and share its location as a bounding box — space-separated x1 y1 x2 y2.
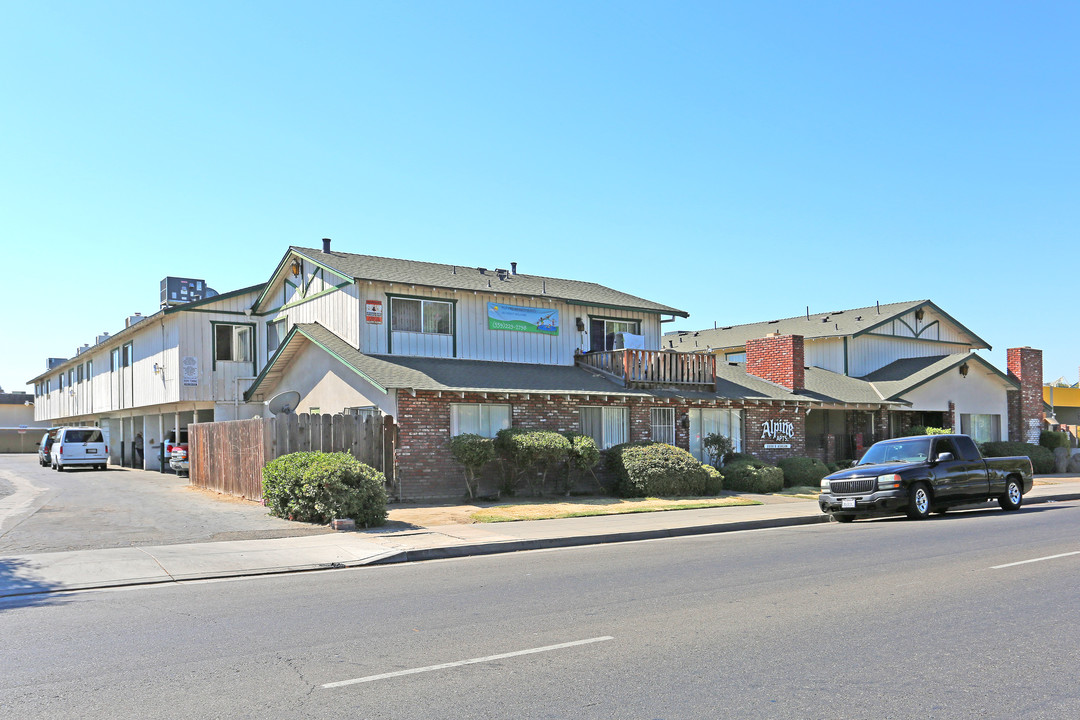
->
1007 347 1043 443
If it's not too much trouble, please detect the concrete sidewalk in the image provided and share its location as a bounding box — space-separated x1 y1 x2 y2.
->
3 479 1080 599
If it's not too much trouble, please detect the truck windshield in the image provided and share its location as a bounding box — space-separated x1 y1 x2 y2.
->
858 438 931 465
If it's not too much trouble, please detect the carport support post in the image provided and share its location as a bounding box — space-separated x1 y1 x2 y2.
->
158 414 165 474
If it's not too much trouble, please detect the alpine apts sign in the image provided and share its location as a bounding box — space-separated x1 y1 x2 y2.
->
487 302 559 335
760 419 794 449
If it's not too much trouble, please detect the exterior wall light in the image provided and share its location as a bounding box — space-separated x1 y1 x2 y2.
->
291 260 301 277
959 363 969 377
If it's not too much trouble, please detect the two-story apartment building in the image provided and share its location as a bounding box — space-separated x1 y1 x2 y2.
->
32 241 1044 498
28 284 268 469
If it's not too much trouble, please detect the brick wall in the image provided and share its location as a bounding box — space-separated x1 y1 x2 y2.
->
1007 347 1043 443
742 405 806 464
746 334 804 392
394 391 810 500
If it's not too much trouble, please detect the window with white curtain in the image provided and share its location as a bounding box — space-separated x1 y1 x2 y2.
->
960 413 1001 443
688 408 743 462
650 407 675 445
391 297 452 335
580 406 629 449
450 404 512 438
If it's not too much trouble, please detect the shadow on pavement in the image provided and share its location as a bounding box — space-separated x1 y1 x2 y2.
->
0 557 69 610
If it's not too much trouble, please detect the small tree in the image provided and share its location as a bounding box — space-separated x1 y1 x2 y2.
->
702 433 734 468
448 434 496 499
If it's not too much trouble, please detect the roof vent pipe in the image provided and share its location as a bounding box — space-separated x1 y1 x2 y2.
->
322 238 331 253
511 262 517 275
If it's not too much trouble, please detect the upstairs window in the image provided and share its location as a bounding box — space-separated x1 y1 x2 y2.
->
215 324 252 363
589 318 641 352
391 298 452 335
77 364 84 383
122 343 133 368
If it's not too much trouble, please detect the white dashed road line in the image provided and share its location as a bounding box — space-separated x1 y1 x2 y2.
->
322 636 614 688
991 551 1080 569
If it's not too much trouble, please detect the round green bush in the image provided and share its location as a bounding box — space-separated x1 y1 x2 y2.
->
448 434 497 498
702 464 723 495
776 456 830 488
262 451 387 526
1040 430 1071 451
723 452 757 465
980 441 1055 474
608 442 708 497
720 459 784 494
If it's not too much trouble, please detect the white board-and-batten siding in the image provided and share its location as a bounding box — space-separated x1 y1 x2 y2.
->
848 335 970 378
261 278 360 354
356 281 661 364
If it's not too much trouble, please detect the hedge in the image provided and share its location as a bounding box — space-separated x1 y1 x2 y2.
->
776 456 830 488
495 428 572 494
1040 431 1071 451
607 442 708 497
980 441 1055 474
262 452 387 526
720 459 784 494
702 464 723 495
906 426 952 436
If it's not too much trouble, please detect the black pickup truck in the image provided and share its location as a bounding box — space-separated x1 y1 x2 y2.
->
819 434 1033 522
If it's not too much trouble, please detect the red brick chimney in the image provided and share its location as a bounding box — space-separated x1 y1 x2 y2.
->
746 333 804 392
1007 347 1043 443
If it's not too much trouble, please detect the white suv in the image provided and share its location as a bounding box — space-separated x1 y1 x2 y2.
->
52 427 109 471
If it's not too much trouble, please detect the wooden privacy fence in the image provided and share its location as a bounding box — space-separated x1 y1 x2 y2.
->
189 413 396 501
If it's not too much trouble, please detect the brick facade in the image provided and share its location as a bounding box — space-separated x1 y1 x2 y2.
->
1007 347 1043 443
746 334 804 392
393 391 808 500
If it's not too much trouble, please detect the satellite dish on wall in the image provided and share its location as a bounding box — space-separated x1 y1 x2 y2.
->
268 391 301 416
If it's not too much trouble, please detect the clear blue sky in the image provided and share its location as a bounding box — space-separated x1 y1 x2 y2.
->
2 1 1077 391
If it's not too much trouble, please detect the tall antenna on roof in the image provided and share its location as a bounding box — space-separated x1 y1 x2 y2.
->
806 306 810 321
876 300 880 314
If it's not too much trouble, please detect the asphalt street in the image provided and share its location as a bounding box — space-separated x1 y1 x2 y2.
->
2 497 1077 719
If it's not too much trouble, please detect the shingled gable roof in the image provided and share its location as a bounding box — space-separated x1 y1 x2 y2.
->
663 300 990 351
860 353 1018 401
252 246 688 317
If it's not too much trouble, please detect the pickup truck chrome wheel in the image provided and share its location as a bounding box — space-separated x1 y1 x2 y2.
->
998 478 1023 511
906 482 931 520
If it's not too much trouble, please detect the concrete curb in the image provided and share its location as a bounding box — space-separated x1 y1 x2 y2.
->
369 513 833 565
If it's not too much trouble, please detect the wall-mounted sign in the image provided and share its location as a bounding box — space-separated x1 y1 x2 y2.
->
760 419 795 443
366 300 383 324
487 302 559 335
182 356 198 386
764 443 792 449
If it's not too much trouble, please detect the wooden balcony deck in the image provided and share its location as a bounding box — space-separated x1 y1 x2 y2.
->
576 349 716 390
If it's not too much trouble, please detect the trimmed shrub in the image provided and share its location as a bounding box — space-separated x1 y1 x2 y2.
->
777 456 830 488
723 452 757 465
980 441 1055 474
702 464 723 495
825 462 841 474
906 426 952 436
448 434 496 499
1040 430 1071 451
494 428 572 495
608 442 708 497
262 451 387 527
560 433 601 495
720 459 784 494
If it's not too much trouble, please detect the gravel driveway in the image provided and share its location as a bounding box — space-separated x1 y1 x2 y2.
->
0 454 330 555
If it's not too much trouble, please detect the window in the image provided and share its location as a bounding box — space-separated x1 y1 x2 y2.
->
122 343 133 368
215 324 252 362
580 406 629 449
725 351 747 362
77 364 84 383
650 407 676 445
451 404 511 438
960 414 1001 443
688 408 743 462
391 297 452 335
267 318 288 357
111 348 120 371
46 379 51 394
68 369 75 386
87 359 92 381
589 318 641 352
